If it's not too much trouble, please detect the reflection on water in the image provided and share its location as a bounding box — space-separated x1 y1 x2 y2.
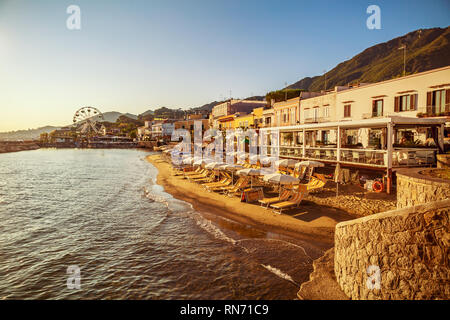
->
0 149 323 299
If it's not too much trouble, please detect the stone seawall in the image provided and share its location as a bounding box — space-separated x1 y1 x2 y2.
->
396 168 450 209
0 141 40 154
335 199 450 300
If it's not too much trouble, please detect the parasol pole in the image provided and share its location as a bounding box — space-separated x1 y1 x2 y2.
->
334 163 341 197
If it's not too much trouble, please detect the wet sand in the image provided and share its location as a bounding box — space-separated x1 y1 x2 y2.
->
146 154 354 249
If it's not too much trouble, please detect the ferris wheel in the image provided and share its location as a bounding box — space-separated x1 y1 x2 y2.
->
72 107 105 135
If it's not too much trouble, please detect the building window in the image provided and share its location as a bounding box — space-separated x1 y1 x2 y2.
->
395 94 417 112
291 108 296 124
372 99 383 117
344 105 351 118
427 89 449 115
304 108 311 119
313 107 319 121
323 106 329 118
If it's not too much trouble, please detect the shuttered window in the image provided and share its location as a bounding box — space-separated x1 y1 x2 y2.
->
395 94 417 112
427 89 448 114
344 105 351 118
372 99 383 117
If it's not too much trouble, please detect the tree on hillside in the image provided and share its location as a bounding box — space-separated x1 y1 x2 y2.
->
266 89 305 103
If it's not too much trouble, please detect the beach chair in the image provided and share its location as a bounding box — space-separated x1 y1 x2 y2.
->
218 177 244 192
202 173 231 188
202 176 229 188
189 171 215 183
305 174 327 192
206 179 233 191
293 166 307 180
186 169 210 180
172 167 185 176
226 177 250 197
258 188 292 208
270 185 308 214
184 167 204 176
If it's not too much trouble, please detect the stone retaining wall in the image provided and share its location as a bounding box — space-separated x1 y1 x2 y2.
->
334 199 450 300
396 168 450 209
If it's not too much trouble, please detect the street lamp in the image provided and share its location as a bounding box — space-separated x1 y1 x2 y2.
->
398 45 406 77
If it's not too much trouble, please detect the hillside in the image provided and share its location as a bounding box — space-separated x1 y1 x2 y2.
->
287 26 450 91
0 126 60 141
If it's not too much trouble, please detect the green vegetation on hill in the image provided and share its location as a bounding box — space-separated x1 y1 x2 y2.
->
266 89 305 103
287 27 450 92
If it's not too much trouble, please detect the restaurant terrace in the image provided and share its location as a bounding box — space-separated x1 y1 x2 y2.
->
260 116 447 192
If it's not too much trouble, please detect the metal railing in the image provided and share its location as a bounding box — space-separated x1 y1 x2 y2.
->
261 145 437 168
392 148 436 167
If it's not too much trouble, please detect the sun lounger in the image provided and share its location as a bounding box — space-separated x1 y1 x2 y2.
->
226 177 250 197
189 172 215 182
184 168 204 176
202 177 230 188
270 185 308 214
206 179 233 191
186 170 211 180
218 177 244 192
305 174 327 192
258 188 292 208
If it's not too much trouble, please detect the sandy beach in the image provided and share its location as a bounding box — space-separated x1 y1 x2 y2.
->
146 154 357 248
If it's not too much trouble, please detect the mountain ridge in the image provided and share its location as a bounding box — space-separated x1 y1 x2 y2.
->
287 26 450 91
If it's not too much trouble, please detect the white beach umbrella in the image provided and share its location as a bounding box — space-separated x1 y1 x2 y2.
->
236 168 262 176
217 164 229 171
275 159 298 168
205 162 224 170
263 173 299 185
260 156 276 165
222 164 244 181
182 157 194 165
222 164 244 171
236 168 262 189
263 173 299 196
296 160 324 168
193 159 205 167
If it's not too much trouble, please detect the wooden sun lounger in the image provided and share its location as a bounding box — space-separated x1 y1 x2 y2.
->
226 177 250 197
218 177 244 192
206 179 233 191
305 174 327 192
202 177 230 188
258 188 292 208
184 168 204 176
189 172 215 182
187 170 210 180
270 185 308 214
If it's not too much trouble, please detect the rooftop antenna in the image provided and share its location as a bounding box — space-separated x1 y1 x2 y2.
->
284 82 288 101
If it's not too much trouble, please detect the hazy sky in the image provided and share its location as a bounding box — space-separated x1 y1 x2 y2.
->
1 0 449 131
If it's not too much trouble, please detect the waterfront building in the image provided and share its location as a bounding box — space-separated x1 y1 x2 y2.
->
256 66 450 193
261 108 275 128
211 99 267 129
334 66 450 124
